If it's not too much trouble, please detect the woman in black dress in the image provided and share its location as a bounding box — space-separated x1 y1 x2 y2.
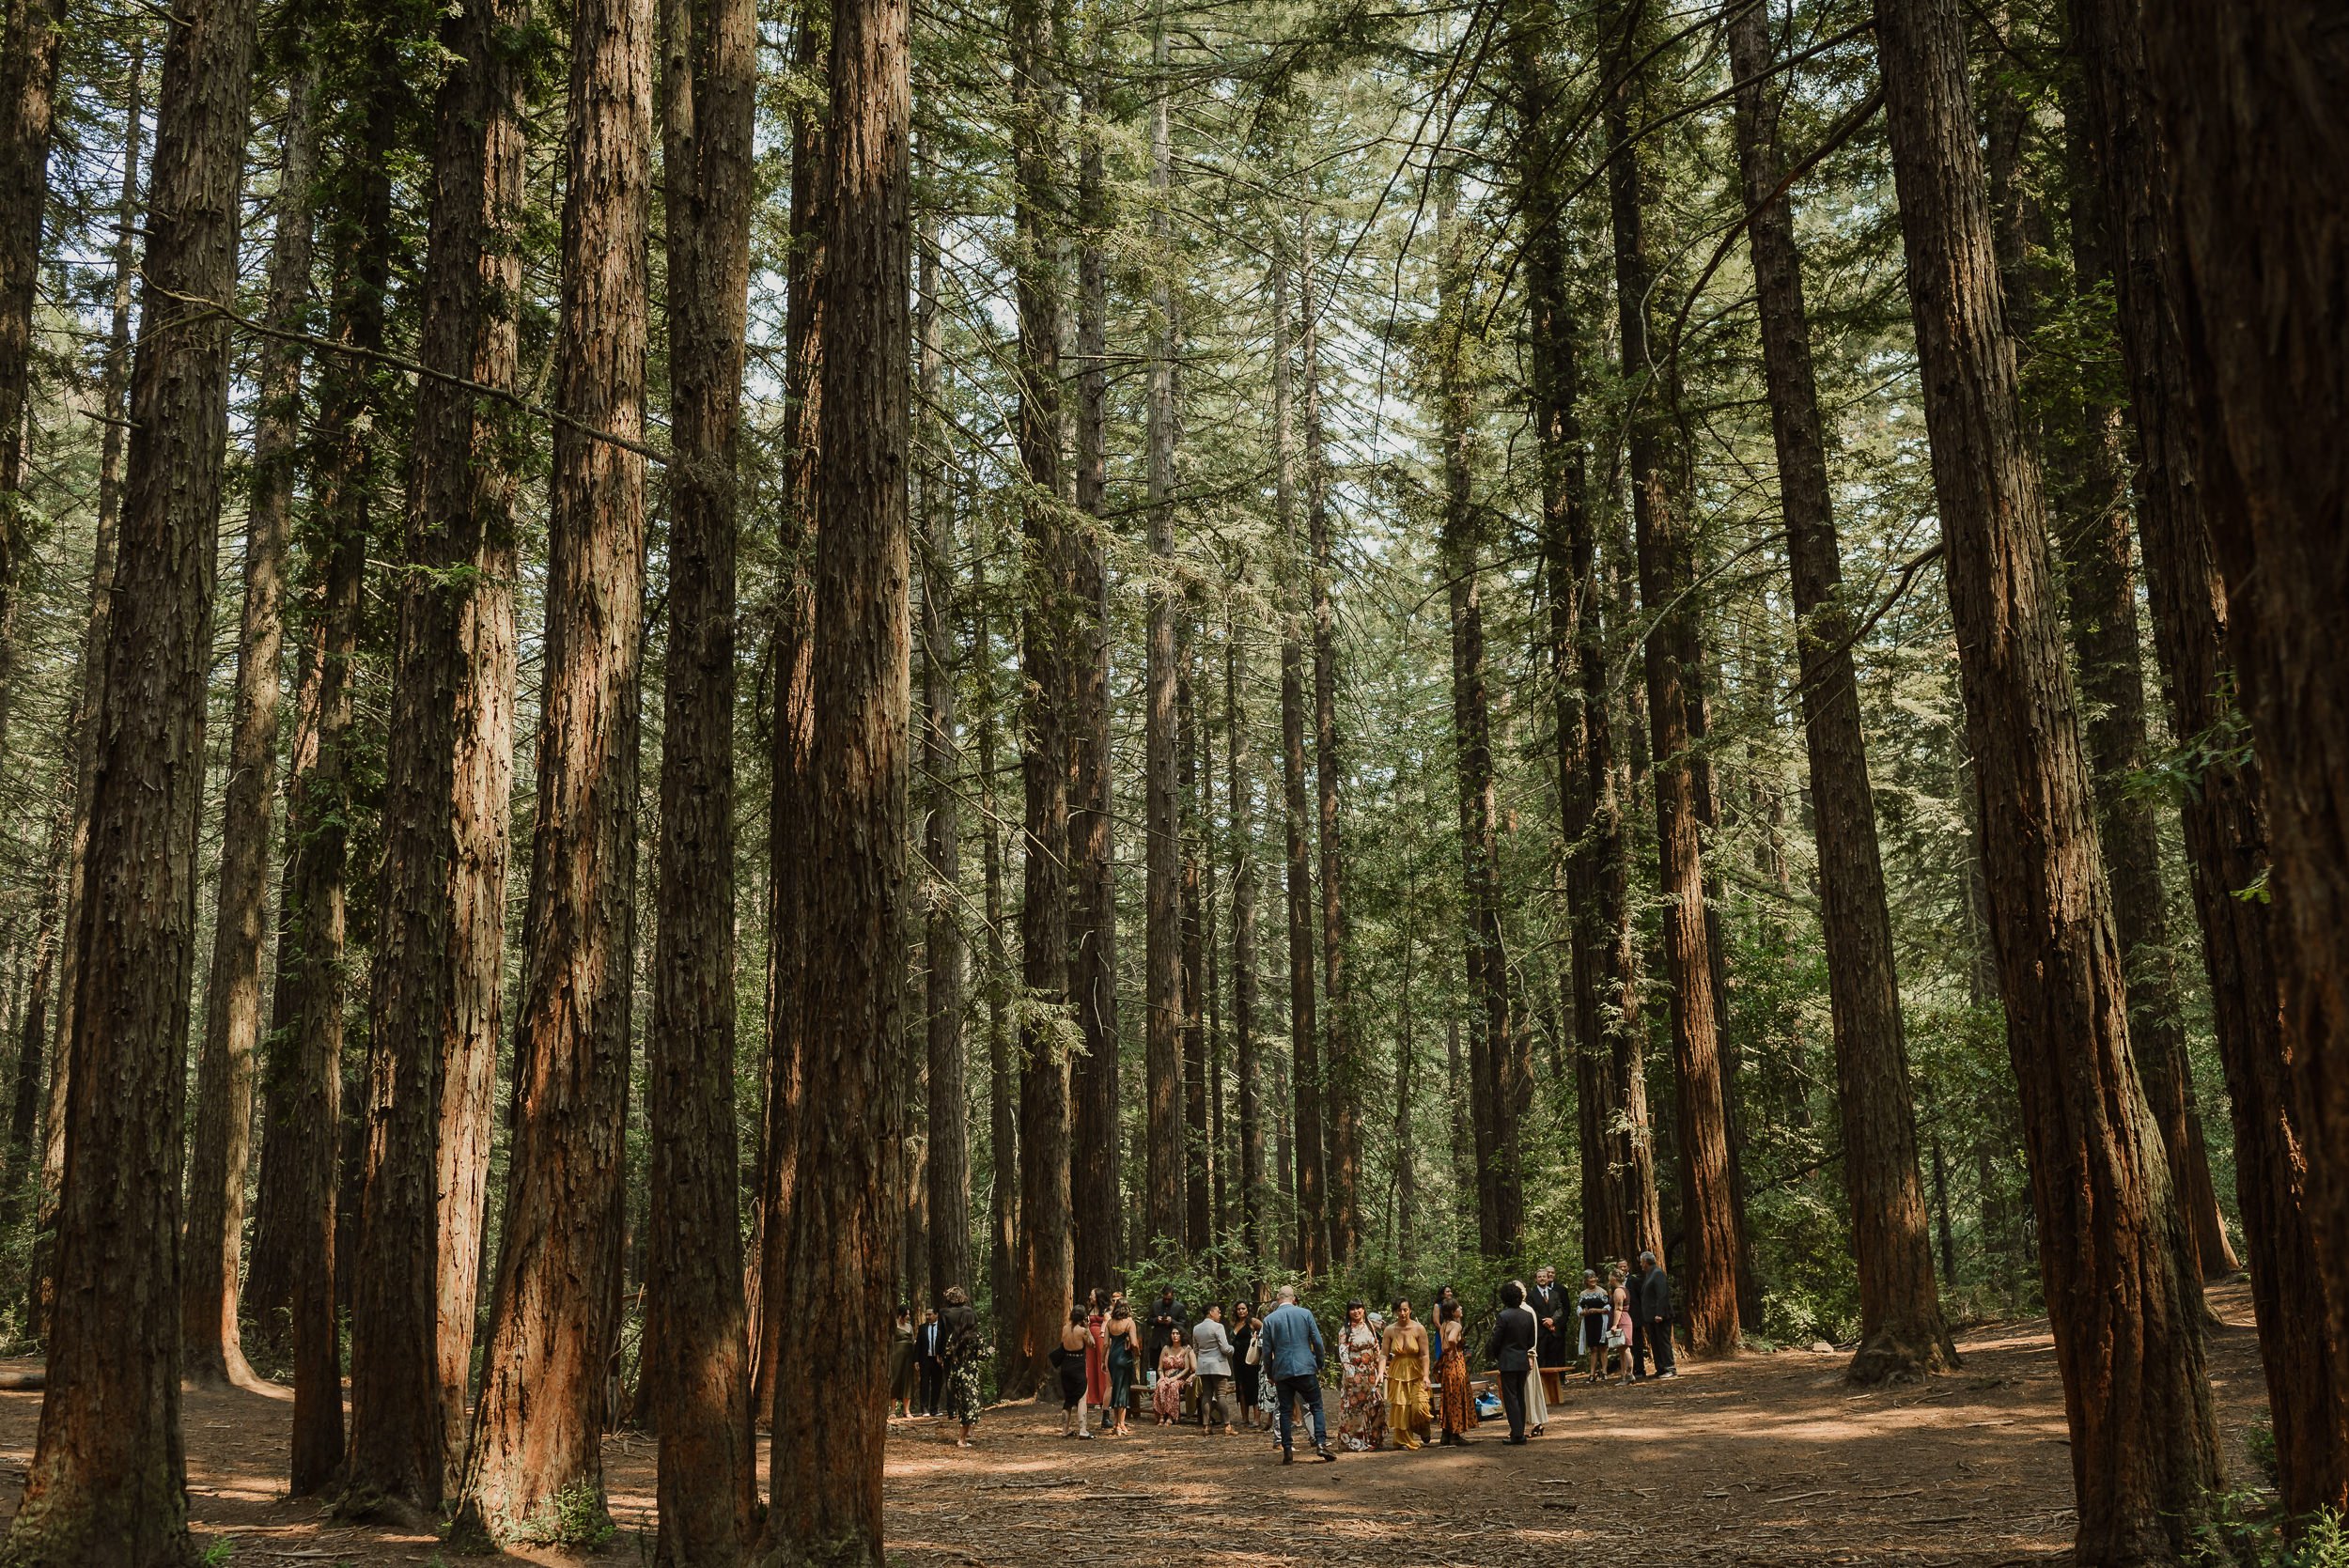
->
1229 1301 1261 1428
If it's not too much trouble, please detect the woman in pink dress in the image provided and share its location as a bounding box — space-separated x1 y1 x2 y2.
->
1084 1288 1111 1432
1153 1327 1194 1425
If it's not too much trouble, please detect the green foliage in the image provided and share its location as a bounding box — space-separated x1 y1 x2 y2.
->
2191 1494 2349 1568
504 1483 617 1553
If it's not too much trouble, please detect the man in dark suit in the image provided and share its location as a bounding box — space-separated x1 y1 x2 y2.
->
1147 1286 1188 1369
1633 1250 1678 1379
1484 1280 1538 1443
913 1307 946 1415
1527 1265 1570 1403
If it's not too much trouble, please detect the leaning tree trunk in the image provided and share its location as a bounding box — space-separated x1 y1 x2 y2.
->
1727 0 1952 1382
2070 0 2346 1514
449 0 651 1531
1066 61 1119 1296
183 40 302 1398
1874 0 2221 1554
1606 0 1742 1348
1 0 257 1544
645 0 756 1545
761 0 910 1544
1009 0 1070 1394
2135 3 2349 1487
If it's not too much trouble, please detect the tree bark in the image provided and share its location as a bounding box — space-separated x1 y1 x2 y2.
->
1727 0 1953 1382
761 0 910 1541
2137 3 2349 1483
1009 0 1070 1395
1874 0 2222 1552
1066 60 1118 1299
977 600 1019 1374
1142 18 1185 1257
0 0 62 761
2070 0 2346 1514
1300 214 1359 1269
1180 609 1209 1252
450 0 650 1530
1228 619 1262 1276
1606 0 1744 1349
645 0 755 1544
2 0 257 1545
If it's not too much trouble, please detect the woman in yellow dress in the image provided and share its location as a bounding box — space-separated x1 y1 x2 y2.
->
1380 1298 1432 1450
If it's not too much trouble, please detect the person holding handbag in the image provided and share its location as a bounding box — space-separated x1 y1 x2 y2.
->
1230 1301 1263 1429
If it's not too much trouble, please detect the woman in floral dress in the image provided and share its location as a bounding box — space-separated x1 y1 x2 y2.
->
1153 1326 1195 1425
1437 1300 1477 1445
1336 1302 1386 1452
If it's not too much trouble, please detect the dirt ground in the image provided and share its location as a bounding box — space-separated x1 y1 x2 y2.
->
0 1282 2272 1565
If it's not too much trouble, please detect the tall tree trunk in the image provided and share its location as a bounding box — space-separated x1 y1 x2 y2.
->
919 219 972 1312
2071 0 2346 1514
0 0 62 759
645 0 755 1543
1510 1 1655 1276
1874 0 2222 1552
1273 256 1325 1276
0 772 66 1242
978 599 1019 1372
1066 59 1118 1299
763 0 910 1539
2139 0 2349 1467
1606 0 1742 1346
750 0 827 1429
450 0 651 1528
1435 177 1518 1261
2 0 257 1543
1010 0 1070 1393
1299 215 1359 1268
1180 610 1209 1251
1228 620 1262 1277
1727 0 1952 1381
347 0 525 1511
1142 18 1186 1256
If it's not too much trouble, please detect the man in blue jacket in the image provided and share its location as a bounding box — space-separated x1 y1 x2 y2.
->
1257 1284 1336 1464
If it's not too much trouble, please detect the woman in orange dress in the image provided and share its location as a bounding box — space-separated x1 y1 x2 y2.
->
1437 1299 1477 1445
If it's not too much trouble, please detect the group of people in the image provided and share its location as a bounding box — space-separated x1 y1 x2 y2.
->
886 1286 986 1447
1029 1252 1683 1464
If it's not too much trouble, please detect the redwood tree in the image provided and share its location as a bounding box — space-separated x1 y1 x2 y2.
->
1875 0 2220 1551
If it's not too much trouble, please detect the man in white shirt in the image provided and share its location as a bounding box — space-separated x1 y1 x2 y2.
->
1191 1303 1237 1434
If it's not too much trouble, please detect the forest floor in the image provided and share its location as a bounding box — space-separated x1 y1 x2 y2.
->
0 1281 2271 1566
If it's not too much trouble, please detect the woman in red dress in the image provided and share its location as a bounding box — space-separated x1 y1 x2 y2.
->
1085 1287 1112 1432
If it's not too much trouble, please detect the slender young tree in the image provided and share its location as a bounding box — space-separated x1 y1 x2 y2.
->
1727 0 1952 1382
977 594 1020 1374
1181 605 1210 1250
1874 0 2220 1552
0 0 63 733
762 0 910 1543
1 0 259 1545
450 0 652 1529
1299 211 1359 1267
644 0 756 1542
2071 0 2346 1513
2137 3 2349 1464
1227 611 1262 1273
1605 0 1743 1347
1142 11 1186 1254
181 37 299 1395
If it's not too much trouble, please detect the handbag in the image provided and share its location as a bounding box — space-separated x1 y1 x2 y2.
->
1245 1337 1261 1367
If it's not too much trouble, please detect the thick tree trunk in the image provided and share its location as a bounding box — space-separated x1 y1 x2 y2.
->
1066 64 1118 1297
919 223 972 1311
1606 1 1742 1348
978 605 1019 1372
0 0 62 751
1010 0 1070 1393
345 0 523 1509
2070 0 2345 1514
645 0 755 1545
2 0 257 1545
761 0 910 1541
1727 0 1952 1382
2135 7 2349 1501
1299 218 1358 1268
1180 614 1209 1253
1875 0 2222 1552
750 0 826 1430
450 0 651 1530
1142 24 1186 1257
